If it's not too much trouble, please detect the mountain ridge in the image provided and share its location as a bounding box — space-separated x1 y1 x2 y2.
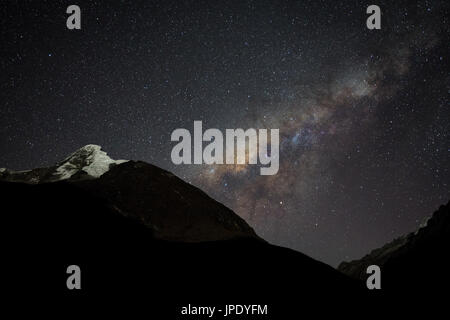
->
0 144 127 183
338 201 450 290
1 145 364 316
1 144 260 243
2 144 448 314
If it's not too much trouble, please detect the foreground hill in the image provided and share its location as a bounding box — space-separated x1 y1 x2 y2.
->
1 145 363 317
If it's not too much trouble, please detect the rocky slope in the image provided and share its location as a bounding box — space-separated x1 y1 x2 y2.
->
338 201 450 290
0 145 257 242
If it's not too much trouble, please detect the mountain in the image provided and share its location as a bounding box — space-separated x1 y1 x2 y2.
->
338 201 450 291
1 145 364 317
0 144 127 183
1 145 257 242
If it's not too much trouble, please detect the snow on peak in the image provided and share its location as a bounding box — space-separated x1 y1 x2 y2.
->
54 144 128 180
0 145 128 184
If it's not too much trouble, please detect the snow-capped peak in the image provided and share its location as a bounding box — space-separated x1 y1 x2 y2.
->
0 145 128 184
54 144 128 180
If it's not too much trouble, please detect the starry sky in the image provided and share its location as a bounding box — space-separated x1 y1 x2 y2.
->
1 0 449 266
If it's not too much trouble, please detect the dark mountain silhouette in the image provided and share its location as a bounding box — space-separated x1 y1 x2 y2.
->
1 145 258 242
1 145 365 317
338 201 450 292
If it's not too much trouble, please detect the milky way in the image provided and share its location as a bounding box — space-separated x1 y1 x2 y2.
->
0 0 448 266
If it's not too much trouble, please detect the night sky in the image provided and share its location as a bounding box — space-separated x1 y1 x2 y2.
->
1 0 449 266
